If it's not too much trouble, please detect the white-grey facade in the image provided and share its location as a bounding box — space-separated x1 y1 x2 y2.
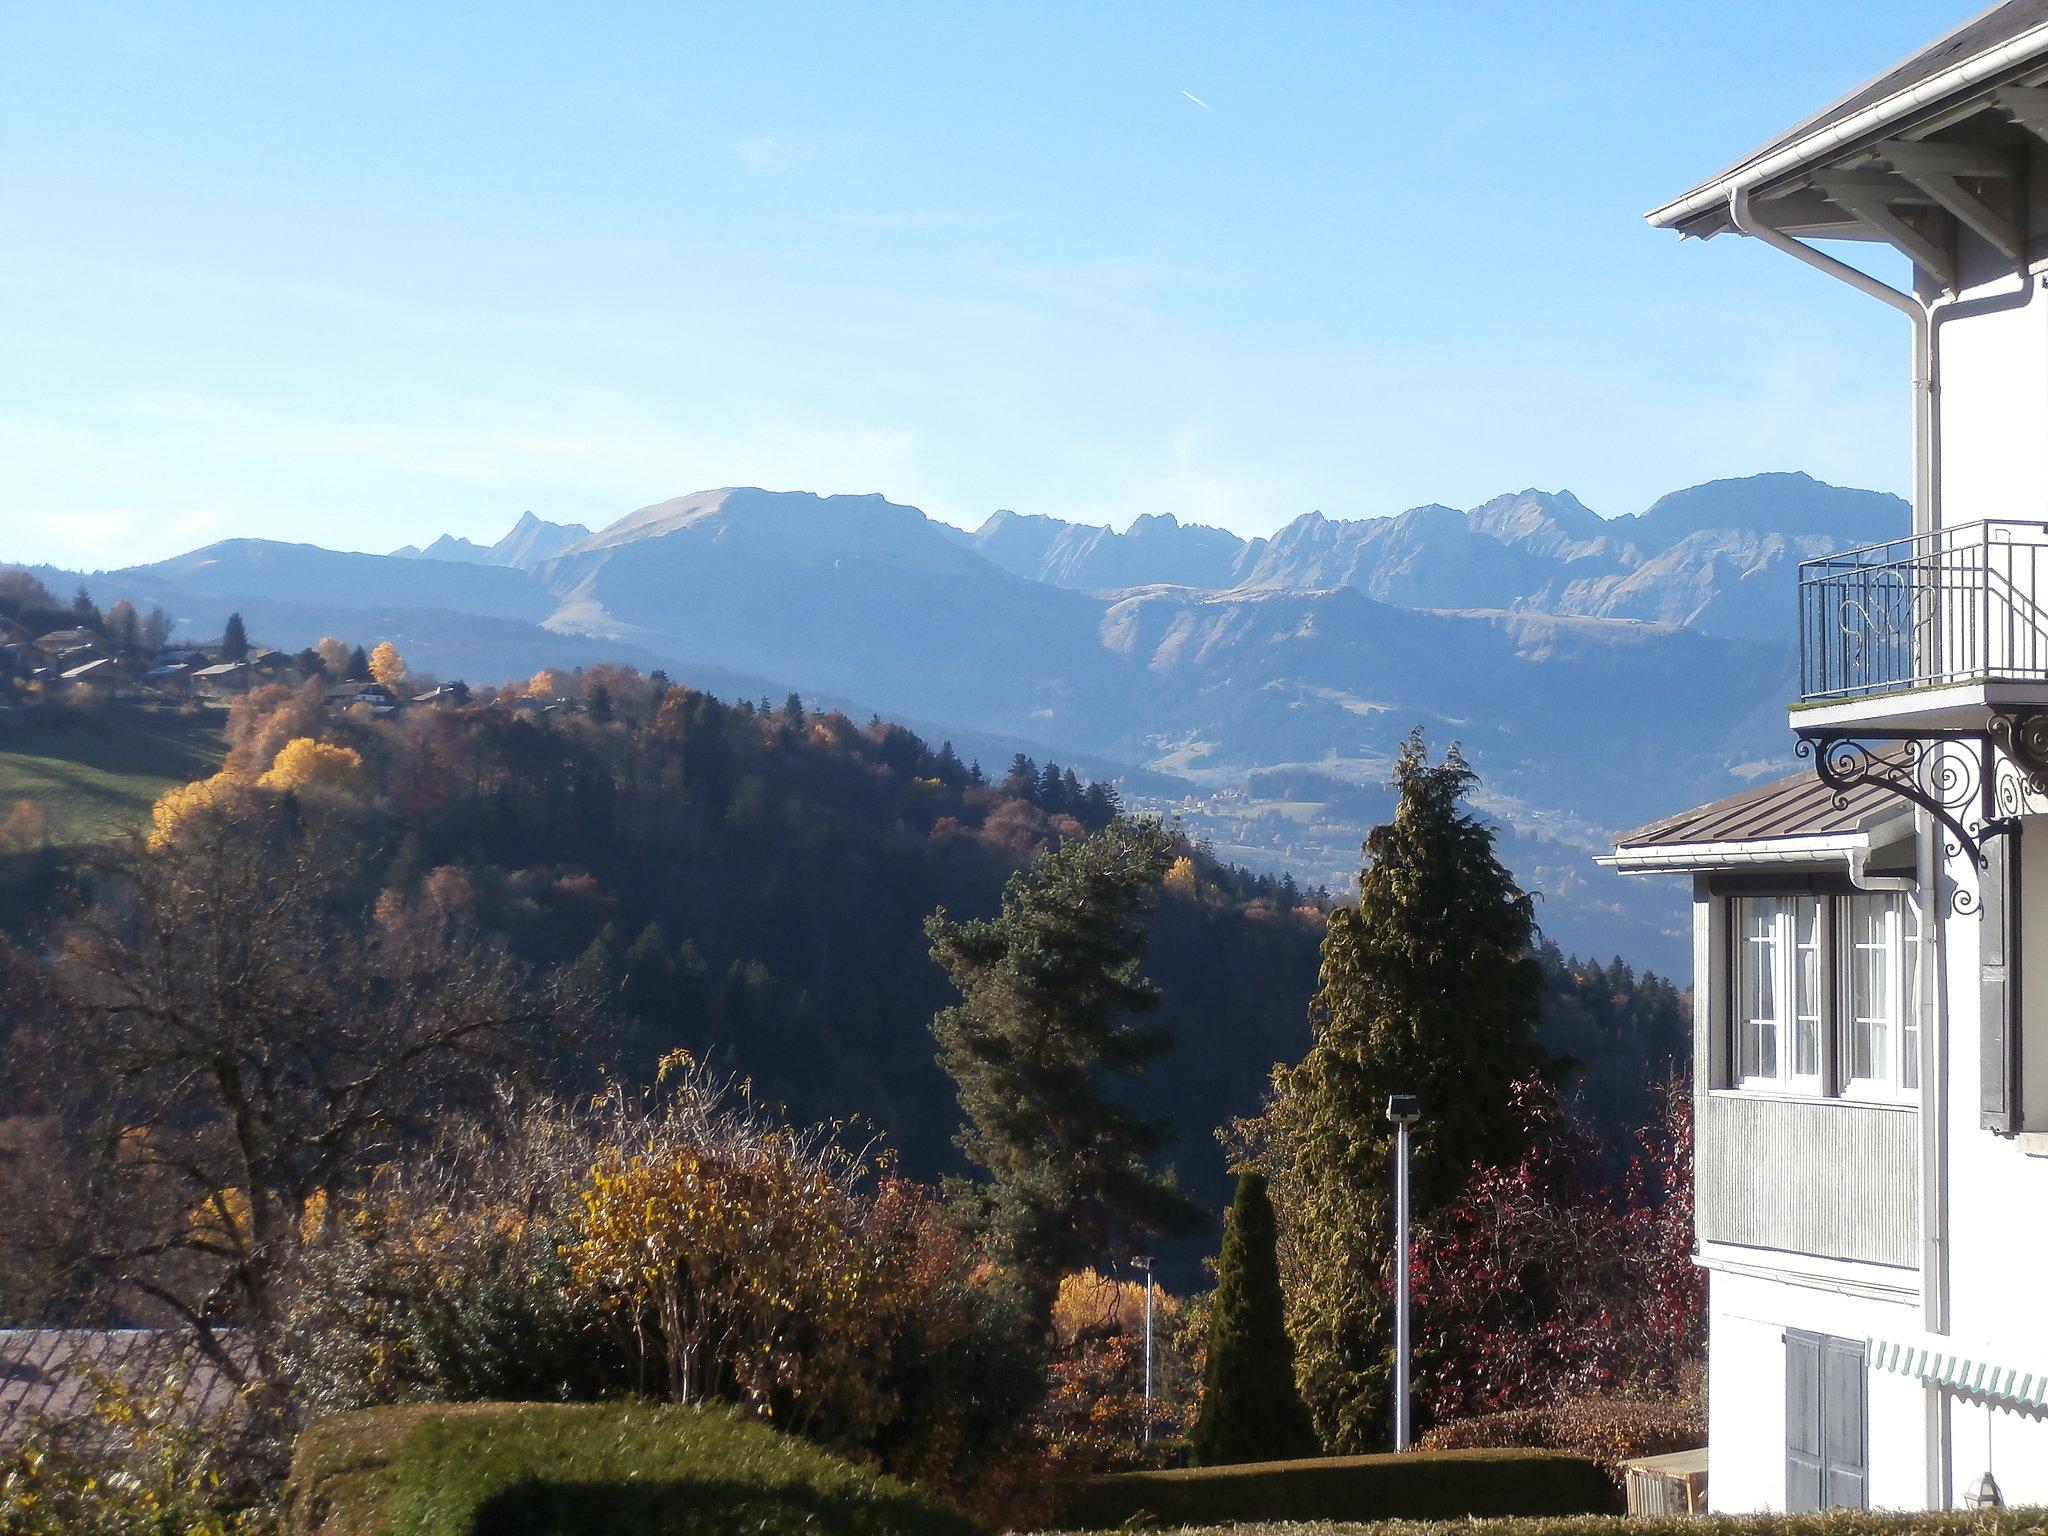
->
1617 0 2048 1510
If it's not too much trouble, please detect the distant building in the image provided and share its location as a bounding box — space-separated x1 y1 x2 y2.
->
191 661 252 696
323 681 399 715
33 629 102 660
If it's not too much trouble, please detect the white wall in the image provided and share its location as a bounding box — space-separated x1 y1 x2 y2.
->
1707 1269 1924 1513
1940 831 2048 1350
1936 281 2048 531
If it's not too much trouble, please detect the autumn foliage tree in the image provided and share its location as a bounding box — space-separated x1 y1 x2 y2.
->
368 641 405 688
1408 1075 1702 1420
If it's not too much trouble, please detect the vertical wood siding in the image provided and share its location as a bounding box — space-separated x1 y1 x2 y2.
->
1697 1094 1919 1268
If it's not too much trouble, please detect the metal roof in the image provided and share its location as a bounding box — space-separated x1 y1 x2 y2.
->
1651 0 2048 235
1613 760 1909 852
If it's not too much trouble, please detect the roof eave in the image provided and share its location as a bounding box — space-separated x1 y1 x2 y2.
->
1645 17 2048 234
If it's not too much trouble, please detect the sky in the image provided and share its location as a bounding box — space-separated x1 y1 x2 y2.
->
1 1 1966 571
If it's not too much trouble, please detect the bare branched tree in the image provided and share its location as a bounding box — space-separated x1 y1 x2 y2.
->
12 791 589 1385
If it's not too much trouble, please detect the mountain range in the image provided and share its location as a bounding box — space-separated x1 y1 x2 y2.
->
29 471 1894 974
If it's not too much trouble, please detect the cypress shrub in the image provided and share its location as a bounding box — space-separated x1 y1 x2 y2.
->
1189 1169 1320 1465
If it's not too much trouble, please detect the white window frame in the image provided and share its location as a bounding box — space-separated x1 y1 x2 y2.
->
1723 889 1918 1105
1732 894 1826 1095
1838 891 1920 1104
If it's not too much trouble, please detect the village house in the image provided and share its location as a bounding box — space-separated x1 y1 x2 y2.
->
323 680 399 715
190 661 252 696
32 628 102 662
1609 0 2048 1512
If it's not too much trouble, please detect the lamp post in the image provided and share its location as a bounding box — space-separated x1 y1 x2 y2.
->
1133 1255 1155 1443
1386 1093 1422 1452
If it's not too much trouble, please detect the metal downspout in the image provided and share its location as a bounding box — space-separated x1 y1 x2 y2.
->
1725 192 1955 1385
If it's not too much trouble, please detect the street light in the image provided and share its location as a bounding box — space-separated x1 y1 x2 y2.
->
1132 1255 1155 1444
1386 1093 1422 1452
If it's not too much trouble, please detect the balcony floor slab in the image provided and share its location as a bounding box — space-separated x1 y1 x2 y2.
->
1790 680 2048 733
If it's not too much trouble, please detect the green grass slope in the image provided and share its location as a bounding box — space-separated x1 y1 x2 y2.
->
0 707 222 844
285 1401 981 1536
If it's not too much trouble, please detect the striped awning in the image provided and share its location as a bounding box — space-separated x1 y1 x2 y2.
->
1869 1336 2048 1409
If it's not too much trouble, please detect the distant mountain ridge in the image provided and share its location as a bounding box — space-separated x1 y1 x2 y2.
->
393 511 591 569
959 472 1904 637
24 469 1902 973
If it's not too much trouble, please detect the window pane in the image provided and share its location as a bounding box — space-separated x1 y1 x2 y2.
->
1738 898 1781 1083
1847 894 1895 1091
1794 898 1821 1080
1900 899 1921 1093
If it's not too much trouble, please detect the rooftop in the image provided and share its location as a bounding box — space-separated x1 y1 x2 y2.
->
1608 758 1914 869
1650 0 2048 240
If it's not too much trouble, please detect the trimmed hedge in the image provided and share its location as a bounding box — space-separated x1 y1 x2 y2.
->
1418 1398 1705 1478
284 1401 980 1536
1049 1513 2048 1536
1054 1447 1615 1529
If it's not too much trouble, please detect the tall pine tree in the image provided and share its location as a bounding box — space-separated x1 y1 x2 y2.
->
1237 728 1546 1452
926 816 1205 1323
1190 1169 1319 1465
221 611 249 661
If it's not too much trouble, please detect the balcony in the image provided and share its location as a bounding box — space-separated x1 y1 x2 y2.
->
1797 519 2048 726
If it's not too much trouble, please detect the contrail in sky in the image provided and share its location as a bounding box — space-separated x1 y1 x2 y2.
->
1181 89 1213 111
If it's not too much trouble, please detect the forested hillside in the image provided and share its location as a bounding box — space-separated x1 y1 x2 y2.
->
0 655 1686 1233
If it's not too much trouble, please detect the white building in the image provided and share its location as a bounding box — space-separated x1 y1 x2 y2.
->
1608 1 2048 1512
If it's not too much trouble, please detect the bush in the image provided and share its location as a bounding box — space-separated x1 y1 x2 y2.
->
282 1401 980 1536
1053 1447 1614 1529
1417 1397 1703 1479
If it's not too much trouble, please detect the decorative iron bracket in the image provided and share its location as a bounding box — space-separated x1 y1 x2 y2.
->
1793 725 2019 875
1793 711 2048 904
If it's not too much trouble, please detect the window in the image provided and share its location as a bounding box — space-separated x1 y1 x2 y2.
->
1725 890 1918 1102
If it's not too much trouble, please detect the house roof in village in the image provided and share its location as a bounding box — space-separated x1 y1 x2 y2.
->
0 1330 249 1446
192 662 247 678
1650 0 2048 235
1609 758 1915 864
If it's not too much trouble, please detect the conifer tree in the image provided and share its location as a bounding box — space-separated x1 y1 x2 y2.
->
1238 728 1546 1452
221 611 249 661
347 644 369 680
926 816 1205 1323
1190 1170 1319 1466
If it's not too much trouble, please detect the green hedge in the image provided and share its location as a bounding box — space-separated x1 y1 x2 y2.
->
1051 1514 2048 1536
1054 1446 1616 1529
284 1401 980 1536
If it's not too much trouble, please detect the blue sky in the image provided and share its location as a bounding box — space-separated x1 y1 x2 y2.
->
2 1 1959 570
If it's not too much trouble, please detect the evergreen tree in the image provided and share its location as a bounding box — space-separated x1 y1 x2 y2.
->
1037 760 1067 813
1190 1170 1320 1466
1003 753 1037 800
926 816 1206 1323
586 682 614 724
141 606 172 653
347 644 369 679
1238 728 1546 1452
221 611 249 661
71 585 100 627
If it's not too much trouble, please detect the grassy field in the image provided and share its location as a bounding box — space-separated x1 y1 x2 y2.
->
0 705 224 844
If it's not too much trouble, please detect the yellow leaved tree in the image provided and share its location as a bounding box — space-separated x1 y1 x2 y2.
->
368 641 405 687
256 738 364 797
146 772 244 851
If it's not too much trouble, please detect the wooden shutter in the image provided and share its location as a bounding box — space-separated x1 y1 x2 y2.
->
1821 1337 1868 1510
1981 832 2021 1132
1786 1331 1823 1512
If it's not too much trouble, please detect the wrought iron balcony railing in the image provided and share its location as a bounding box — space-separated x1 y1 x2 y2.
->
1799 519 2048 703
